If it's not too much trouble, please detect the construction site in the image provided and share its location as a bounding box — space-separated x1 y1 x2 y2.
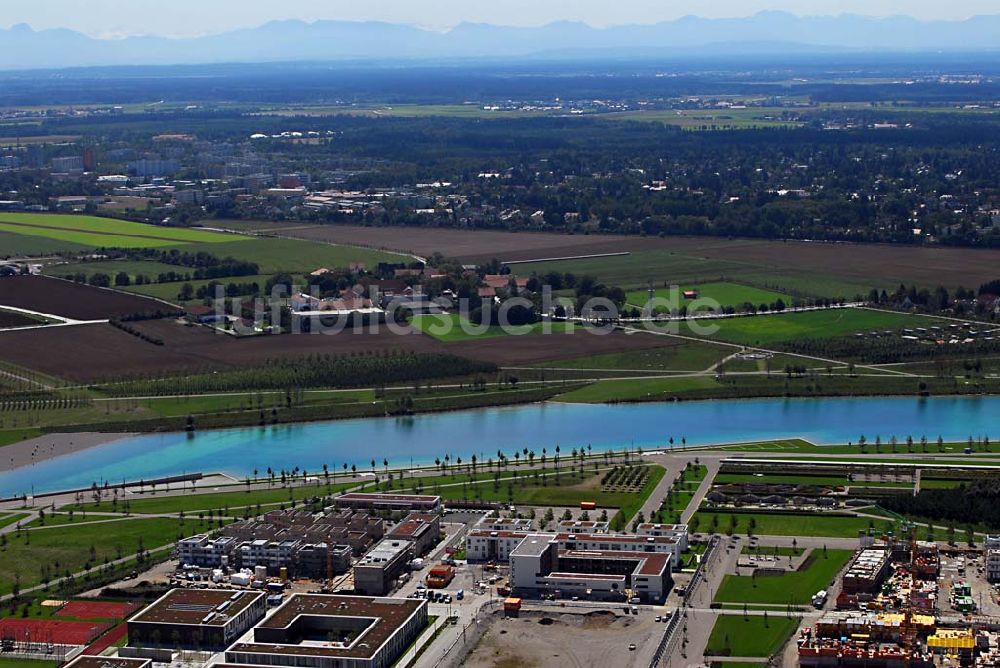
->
798 530 1000 667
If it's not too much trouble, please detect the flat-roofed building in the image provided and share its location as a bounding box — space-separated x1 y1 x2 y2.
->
466 530 532 562
64 657 151 668
225 594 427 668
480 518 533 532
986 549 1000 583
354 539 413 596
509 534 671 603
386 513 440 557
557 520 610 534
335 493 440 513
634 523 689 551
556 532 683 569
842 548 892 594
128 589 266 651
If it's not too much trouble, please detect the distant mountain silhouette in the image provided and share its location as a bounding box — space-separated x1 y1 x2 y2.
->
2 12 1000 70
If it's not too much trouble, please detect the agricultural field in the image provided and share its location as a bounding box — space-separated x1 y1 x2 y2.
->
535 339 729 372
0 312 686 383
714 549 854 605
0 213 242 248
0 230 91 257
625 282 789 310
225 223 1000 294
178 237 408 274
704 614 801 657
677 307 942 347
411 313 579 342
0 275 170 319
604 107 804 130
0 309 46 328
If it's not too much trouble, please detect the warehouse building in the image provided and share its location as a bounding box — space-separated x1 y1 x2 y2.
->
225 594 427 668
128 590 266 651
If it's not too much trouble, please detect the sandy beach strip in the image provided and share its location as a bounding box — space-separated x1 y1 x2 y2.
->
0 432 135 472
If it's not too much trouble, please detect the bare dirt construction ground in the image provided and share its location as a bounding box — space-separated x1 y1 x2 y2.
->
0 275 169 319
0 316 681 382
255 223 1000 288
465 609 660 668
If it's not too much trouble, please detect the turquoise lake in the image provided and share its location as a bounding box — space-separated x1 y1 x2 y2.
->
3 395 999 496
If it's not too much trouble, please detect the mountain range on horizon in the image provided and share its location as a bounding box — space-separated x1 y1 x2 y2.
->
3 11 1000 71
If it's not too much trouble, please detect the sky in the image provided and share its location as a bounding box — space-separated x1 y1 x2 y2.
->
3 0 998 38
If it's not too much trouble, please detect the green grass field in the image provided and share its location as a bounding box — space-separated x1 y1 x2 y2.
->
411 313 578 342
0 213 242 248
626 282 788 310
70 480 358 515
677 308 942 346
0 659 61 668
435 464 665 526
555 376 721 402
0 230 91 257
705 615 800 657
715 549 853 605
691 511 891 538
0 428 42 448
536 339 729 372
0 516 212 594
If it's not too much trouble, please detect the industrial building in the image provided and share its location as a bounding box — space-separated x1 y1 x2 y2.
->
224 594 427 668
334 493 441 513
127 590 266 651
353 539 414 596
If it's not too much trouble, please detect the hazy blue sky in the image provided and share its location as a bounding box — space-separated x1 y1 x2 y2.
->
5 0 997 37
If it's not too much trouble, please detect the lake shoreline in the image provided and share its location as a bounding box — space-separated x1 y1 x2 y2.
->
0 431 136 473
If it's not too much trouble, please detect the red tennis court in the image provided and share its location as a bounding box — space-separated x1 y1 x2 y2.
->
57 601 138 621
0 618 111 645
83 622 127 655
